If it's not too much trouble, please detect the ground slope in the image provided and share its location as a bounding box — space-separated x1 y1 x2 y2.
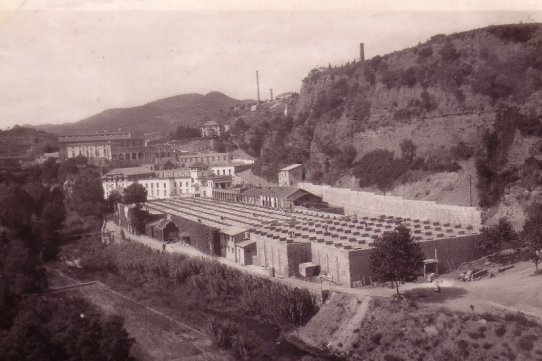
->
232 23 542 228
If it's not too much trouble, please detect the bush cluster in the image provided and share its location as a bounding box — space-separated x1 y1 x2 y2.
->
475 109 522 207
353 142 461 191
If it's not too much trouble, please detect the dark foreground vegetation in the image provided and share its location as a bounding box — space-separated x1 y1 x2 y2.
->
74 240 321 360
0 158 136 360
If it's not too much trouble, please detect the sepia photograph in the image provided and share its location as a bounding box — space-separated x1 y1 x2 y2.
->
0 0 541 360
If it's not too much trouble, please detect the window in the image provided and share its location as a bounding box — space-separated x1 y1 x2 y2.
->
228 169 232 175
163 183 166 188
164 190 166 197
151 183 153 188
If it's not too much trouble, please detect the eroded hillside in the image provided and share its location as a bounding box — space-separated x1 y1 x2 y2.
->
232 24 542 228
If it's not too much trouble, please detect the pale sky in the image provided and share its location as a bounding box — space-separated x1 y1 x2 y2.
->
0 0 541 129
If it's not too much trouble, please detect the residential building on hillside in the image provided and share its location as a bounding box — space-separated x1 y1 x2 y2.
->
199 121 223 137
279 164 304 187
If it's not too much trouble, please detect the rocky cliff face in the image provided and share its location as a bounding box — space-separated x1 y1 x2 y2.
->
244 24 542 228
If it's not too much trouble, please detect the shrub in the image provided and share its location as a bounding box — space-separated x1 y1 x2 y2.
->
207 317 239 349
417 46 433 62
439 42 460 62
349 98 371 127
384 354 404 361
504 312 538 328
353 149 408 190
451 142 474 160
488 24 539 43
495 326 507 337
363 68 376 85
381 69 401 89
371 332 383 345
518 334 537 351
85 242 319 329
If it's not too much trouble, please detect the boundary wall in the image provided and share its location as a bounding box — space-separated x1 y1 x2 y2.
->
299 183 481 228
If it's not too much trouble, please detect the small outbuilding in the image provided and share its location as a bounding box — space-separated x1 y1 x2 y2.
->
220 225 250 262
146 217 179 243
299 262 320 278
235 240 257 266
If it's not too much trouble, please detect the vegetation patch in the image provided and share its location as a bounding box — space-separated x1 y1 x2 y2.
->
348 298 542 361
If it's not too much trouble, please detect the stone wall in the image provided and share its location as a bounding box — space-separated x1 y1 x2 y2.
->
299 183 481 228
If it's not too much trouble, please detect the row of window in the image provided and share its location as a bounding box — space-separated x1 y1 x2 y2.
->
214 169 233 176
68 146 109 159
180 155 230 163
147 189 189 198
112 153 144 160
143 182 167 189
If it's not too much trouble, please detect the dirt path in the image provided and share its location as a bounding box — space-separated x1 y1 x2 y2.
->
292 293 372 354
49 269 228 361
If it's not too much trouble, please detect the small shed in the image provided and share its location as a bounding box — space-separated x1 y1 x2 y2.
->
299 262 320 278
235 240 257 266
153 219 180 243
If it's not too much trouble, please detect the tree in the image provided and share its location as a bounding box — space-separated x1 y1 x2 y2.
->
232 117 249 134
477 218 517 257
122 183 147 205
107 190 123 212
170 125 200 140
0 296 135 361
371 225 424 295
66 169 105 218
522 203 542 273
399 138 416 162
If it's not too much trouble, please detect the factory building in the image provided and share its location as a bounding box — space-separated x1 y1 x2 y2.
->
143 192 481 288
59 131 146 164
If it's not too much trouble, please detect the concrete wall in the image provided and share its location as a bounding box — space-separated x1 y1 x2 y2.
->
299 182 481 228
420 235 482 272
310 241 350 285
254 234 311 276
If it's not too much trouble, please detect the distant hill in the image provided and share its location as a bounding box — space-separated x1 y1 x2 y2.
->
34 92 253 136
